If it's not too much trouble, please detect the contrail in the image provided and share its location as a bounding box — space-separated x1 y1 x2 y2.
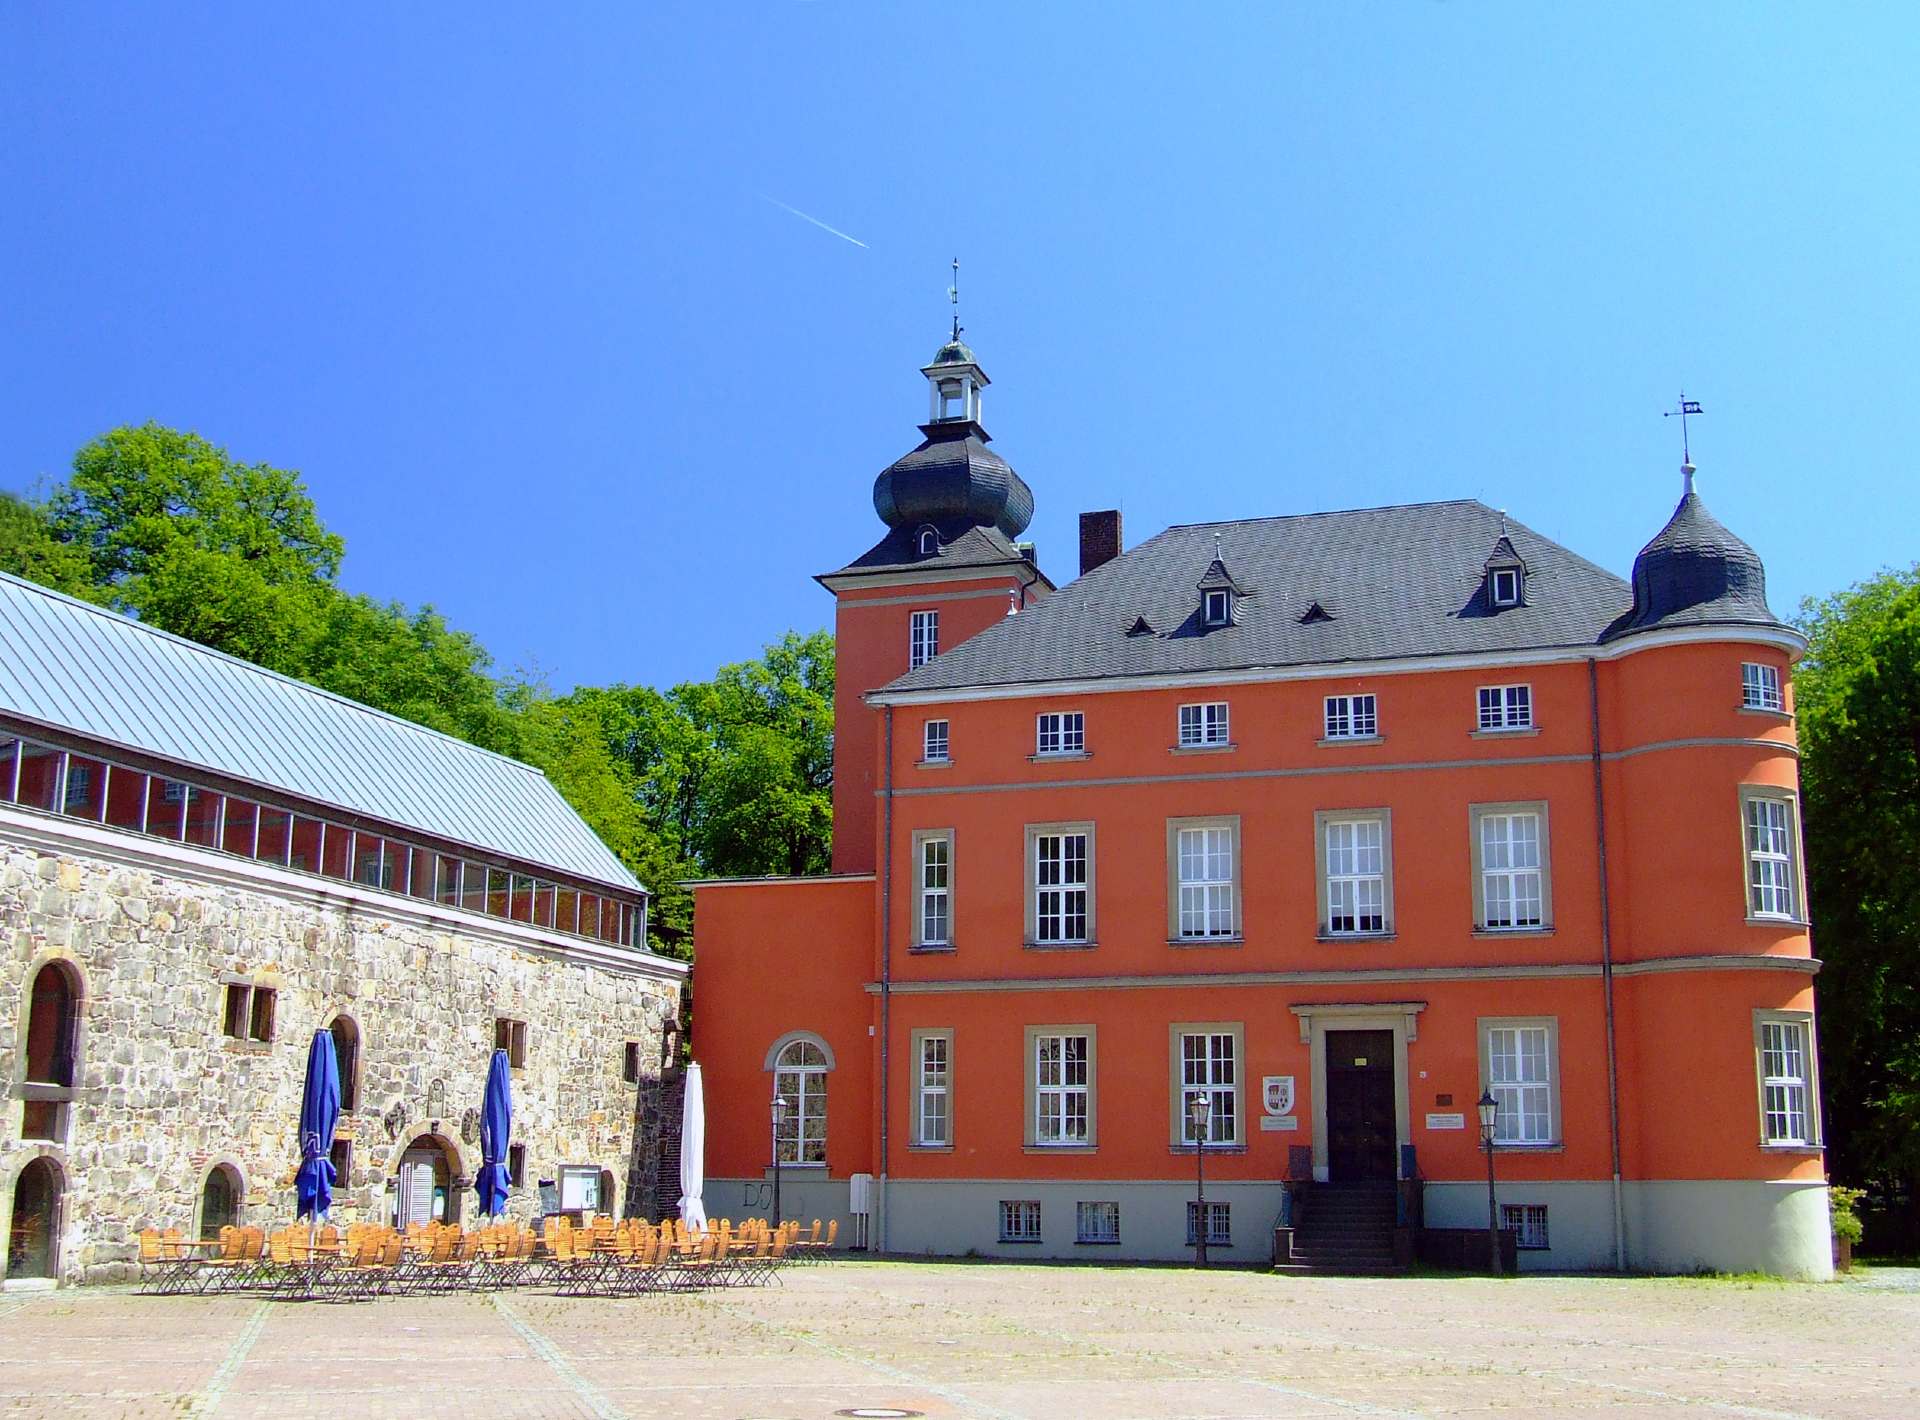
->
759 194 868 249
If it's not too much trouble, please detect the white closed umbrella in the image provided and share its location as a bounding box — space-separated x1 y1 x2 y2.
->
677 1060 707 1232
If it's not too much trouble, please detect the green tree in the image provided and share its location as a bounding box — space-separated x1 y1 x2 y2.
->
0 490 101 601
1796 565 1920 1224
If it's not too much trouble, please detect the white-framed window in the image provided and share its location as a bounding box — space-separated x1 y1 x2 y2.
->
1203 589 1231 626
916 1032 951 1147
917 527 938 556
1477 684 1533 731
1742 662 1784 712
774 1038 828 1164
1325 816 1387 935
922 719 950 763
1175 825 1236 939
1036 711 1085 756
1490 567 1522 607
1484 1021 1556 1145
1479 810 1545 929
1032 830 1091 943
1744 794 1798 920
1757 1015 1815 1145
916 832 951 946
909 610 940 668
1179 1031 1238 1145
1178 702 1229 748
1324 694 1378 740
999 1199 1041 1242
1076 1201 1120 1244
1033 1032 1090 1145
1502 1203 1549 1250
1186 1200 1230 1245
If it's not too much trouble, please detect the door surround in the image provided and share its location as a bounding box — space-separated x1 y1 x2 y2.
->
1291 1002 1424 1184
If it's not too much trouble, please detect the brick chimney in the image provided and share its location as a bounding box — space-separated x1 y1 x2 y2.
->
1079 510 1122 577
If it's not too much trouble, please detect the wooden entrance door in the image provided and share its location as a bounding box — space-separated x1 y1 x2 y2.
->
1325 1029 1397 1182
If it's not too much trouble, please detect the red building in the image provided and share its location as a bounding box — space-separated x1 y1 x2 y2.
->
693 332 1826 1276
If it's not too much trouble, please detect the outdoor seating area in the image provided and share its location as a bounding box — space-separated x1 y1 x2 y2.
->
134 1213 838 1300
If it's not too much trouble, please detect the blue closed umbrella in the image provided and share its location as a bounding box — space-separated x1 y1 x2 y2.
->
476 1048 513 1218
295 1030 341 1222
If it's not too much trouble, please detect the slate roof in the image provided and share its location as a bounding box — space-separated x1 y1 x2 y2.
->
820 522 1043 583
0 571 642 891
1604 490 1779 641
879 500 1648 695
868 424 1035 542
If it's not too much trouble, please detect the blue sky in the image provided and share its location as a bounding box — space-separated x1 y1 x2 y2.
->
4 4 1914 690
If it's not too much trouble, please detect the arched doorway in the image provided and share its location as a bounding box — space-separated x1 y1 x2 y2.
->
393 1135 459 1229
327 1016 360 1112
6 1158 63 1281
24 963 78 1086
199 1165 242 1239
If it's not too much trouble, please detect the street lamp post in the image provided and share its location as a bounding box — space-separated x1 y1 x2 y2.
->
770 1094 791 1228
1478 1089 1500 1276
1188 1091 1213 1267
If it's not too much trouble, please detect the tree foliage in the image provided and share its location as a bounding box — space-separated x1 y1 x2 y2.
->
3 422 834 961
1795 565 1920 1201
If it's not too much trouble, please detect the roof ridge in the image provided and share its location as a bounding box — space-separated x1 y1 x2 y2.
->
1163 498 1484 531
0 569 551 779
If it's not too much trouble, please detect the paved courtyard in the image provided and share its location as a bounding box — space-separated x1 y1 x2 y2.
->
1 1260 1916 1419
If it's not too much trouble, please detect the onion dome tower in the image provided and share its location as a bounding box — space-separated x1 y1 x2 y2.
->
1607 460 1784 638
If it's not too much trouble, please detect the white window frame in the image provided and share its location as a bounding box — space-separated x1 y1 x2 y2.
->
1471 803 1551 931
913 830 952 947
1171 1023 1241 1147
1168 818 1239 941
772 1036 829 1165
1323 693 1379 741
1185 1200 1230 1245
1479 1017 1560 1147
1028 824 1093 946
1027 1027 1095 1148
998 1199 1041 1242
1075 1200 1120 1244
1741 788 1801 922
1035 710 1086 756
1490 566 1522 607
1318 810 1391 936
1501 1203 1549 1249
913 1029 952 1148
922 718 950 764
1477 683 1534 732
908 609 939 669
1177 701 1230 748
1203 589 1231 625
1754 1012 1819 1147
1741 662 1784 712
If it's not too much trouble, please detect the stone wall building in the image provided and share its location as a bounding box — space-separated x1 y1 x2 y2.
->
0 572 686 1286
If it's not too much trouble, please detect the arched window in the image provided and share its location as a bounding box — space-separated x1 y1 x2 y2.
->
6 1157 63 1281
773 1038 828 1165
199 1165 241 1239
328 1015 360 1112
917 526 938 556
24 963 78 1088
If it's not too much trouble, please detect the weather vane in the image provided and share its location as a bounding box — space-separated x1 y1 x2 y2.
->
1663 391 1704 464
948 257 962 341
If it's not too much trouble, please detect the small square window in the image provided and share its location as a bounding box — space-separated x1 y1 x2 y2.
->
1036 712 1085 756
495 1018 528 1068
923 719 950 763
1502 1203 1549 1249
1076 1201 1120 1244
1178 702 1229 748
1185 1200 1230 1245
999 1199 1042 1243
225 983 275 1043
1742 662 1784 712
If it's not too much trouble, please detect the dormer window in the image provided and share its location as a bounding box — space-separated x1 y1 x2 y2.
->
1204 589 1231 626
917 526 939 557
1490 566 1522 607
1482 533 1528 610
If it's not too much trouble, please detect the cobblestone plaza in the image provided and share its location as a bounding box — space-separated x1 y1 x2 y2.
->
0 1260 1913 1418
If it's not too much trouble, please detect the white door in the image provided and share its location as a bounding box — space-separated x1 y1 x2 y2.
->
398 1154 436 1228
